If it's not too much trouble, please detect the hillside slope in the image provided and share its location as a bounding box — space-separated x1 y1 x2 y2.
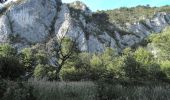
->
0 0 170 53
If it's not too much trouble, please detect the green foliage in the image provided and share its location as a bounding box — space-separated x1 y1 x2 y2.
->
28 80 170 100
53 37 80 80
0 44 17 57
149 27 170 60
96 5 170 25
60 48 125 81
19 48 50 79
97 82 125 100
101 48 125 79
33 64 56 80
90 54 106 80
29 80 96 100
160 60 170 79
60 52 91 81
0 79 7 98
20 48 49 72
57 37 79 58
0 44 24 80
20 48 35 72
0 80 35 100
59 46 168 81
148 27 170 80
0 56 24 80
90 48 124 80
35 50 48 65
123 47 165 80
134 47 154 65
96 81 170 100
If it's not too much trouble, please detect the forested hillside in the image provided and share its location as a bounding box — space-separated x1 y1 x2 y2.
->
1 0 170 100
97 5 170 25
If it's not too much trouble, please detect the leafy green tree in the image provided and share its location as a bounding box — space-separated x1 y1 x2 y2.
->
60 48 125 81
134 47 154 66
52 37 79 80
90 54 105 80
1 80 36 100
101 48 124 79
0 44 24 80
20 48 35 72
35 50 48 65
160 60 170 79
60 52 91 81
0 44 17 56
33 64 56 80
123 53 144 80
123 47 165 80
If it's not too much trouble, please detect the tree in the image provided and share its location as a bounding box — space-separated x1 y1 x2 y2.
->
0 44 24 80
160 60 170 79
60 52 91 81
123 47 165 80
20 48 35 72
33 64 56 80
50 34 80 80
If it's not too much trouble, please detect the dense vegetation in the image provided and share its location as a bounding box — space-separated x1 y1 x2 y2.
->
1 3 170 99
1 27 170 100
96 5 170 25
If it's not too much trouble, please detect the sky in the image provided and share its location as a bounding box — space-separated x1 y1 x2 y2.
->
62 0 170 11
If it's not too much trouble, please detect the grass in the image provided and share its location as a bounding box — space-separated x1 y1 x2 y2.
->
28 79 170 100
96 83 170 100
28 79 97 100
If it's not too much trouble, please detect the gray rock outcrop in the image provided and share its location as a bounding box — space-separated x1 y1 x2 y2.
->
0 0 170 53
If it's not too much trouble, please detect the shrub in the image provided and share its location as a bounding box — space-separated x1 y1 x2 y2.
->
0 44 24 80
0 56 24 80
60 53 91 81
33 64 56 80
0 79 7 98
96 82 124 100
0 80 36 100
20 48 36 72
123 47 165 81
60 48 124 81
160 60 170 79
0 44 17 57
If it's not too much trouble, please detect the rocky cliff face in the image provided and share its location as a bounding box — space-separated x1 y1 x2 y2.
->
0 0 170 52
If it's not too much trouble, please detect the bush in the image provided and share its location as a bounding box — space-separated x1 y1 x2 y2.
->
33 64 56 80
0 56 24 80
60 48 125 81
20 48 49 73
60 53 91 81
160 60 170 79
0 80 36 100
0 79 7 98
60 67 89 81
123 47 165 81
96 81 124 100
20 48 35 72
0 44 24 80
0 44 17 57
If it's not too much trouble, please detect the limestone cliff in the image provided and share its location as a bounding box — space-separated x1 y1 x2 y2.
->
0 0 170 53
